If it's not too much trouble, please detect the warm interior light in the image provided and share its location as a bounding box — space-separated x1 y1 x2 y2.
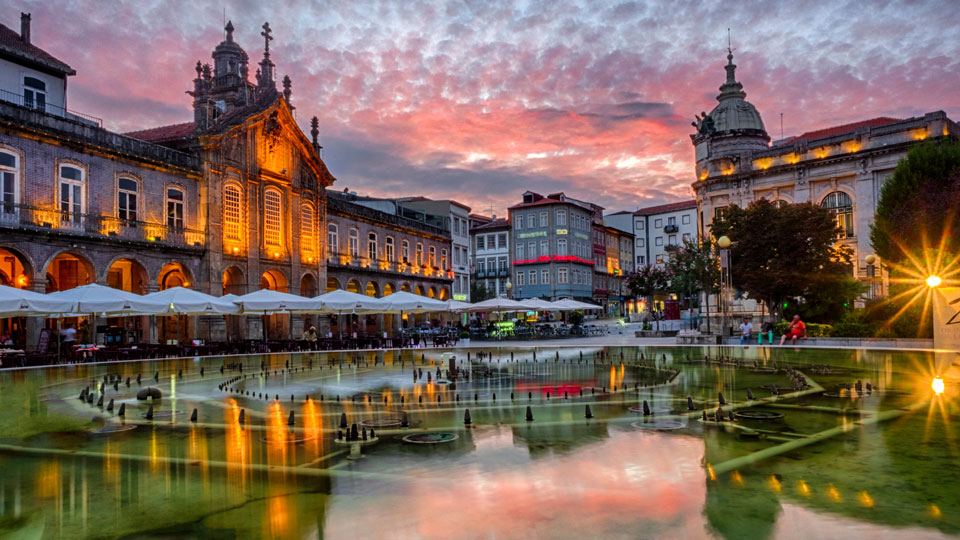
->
232 246 240 254
926 275 942 287
182 282 190 288
16 274 28 287
274 252 281 258
932 377 945 396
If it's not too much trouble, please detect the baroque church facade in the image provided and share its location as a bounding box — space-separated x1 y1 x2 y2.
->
691 48 959 303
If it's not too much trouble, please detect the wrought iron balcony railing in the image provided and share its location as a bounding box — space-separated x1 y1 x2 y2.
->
0 203 204 248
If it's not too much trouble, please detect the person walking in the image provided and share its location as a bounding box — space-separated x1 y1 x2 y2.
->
779 315 807 345
738 317 753 345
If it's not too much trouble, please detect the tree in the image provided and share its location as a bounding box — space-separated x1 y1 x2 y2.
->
469 281 494 303
667 238 720 309
711 199 863 322
871 141 960 263
626 264 669 322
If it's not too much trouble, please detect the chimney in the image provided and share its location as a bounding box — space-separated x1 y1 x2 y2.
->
20 13 31 44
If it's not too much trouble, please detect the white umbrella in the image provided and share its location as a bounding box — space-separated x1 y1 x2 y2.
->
0 284 75 317
48 283 169 315
523 298 561 311
235 289 319 314
379 291 448 314
313 289 384 313
446 300 472 312
464 297 538 313
142 287 240 315
552 298 602 311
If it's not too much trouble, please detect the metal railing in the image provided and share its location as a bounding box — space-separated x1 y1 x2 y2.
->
0 203 204 248
0 88 102 127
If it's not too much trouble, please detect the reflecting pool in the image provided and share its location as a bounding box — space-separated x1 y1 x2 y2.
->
0 345 958 539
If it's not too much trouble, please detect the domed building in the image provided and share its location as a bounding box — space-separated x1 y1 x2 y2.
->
690 48 959 316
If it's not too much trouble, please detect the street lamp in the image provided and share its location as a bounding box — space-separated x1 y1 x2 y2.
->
504 279 512 299
926 275 942 288
717 236 732 339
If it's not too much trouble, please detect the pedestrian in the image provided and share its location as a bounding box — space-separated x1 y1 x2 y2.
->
738 317 753 345
759 320 775 345
779 315 807 345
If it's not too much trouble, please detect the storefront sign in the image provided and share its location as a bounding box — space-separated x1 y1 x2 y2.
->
555 228 568 235
517 231 547 239
453 294 468 301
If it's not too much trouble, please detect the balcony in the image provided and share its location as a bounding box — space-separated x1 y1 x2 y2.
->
664 224 679 233
326 251 452 281
0 203 204 249
0 88 102 127
665 243 680 253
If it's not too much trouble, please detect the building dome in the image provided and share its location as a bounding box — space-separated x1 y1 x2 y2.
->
697 51 767 136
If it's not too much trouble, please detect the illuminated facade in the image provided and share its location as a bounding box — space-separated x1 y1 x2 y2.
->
0 16 334 345
691 49 960 309
508 191 597 301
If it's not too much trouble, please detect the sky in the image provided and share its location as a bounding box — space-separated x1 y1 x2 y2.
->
8 0 960 216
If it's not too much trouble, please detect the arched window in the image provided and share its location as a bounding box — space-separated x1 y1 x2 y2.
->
821 191 854 238
368 232 378 260
428 245 436 267
441 248 447 270
117 177 138 222
385 236 395 262
300 203 315 254
0 150 19 214
415 243 423 266
263 188 282 246
223 184 243 243
402 240 410 262
327 223 338 254
348 228 359 257
59 164 84 224
167 187 185 229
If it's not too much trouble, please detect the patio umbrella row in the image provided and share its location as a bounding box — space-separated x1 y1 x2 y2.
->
0 283 601 318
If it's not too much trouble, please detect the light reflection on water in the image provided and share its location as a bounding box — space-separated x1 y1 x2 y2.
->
0 345 955 539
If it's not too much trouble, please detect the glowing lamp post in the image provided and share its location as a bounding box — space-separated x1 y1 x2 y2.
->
504 279 512 299
717 236 732 338
932 377 945 396
926 275 942 288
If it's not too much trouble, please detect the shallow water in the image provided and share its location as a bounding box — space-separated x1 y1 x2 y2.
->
0 345 957 539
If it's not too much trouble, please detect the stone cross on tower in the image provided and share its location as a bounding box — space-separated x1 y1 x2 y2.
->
261 22 273 58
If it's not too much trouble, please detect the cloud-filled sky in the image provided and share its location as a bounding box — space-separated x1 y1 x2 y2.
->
7 0 960 216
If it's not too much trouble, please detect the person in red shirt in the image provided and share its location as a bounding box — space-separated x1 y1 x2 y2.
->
780 315 807 345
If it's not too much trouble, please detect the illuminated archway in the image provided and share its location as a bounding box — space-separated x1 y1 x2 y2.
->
222 266 245 296
104 258 149 294
383 283 394 296
300 273 318 297
0 247 33 289
365 281 380 298
326 277 342 292
438 287 449 300
260 269 289 292
158 262 193 291
346 279 361 294
414 285 424 296
400 282 411 292
427 287 436 299
44 251 94 292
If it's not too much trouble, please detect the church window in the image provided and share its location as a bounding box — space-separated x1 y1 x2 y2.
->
223 184 243 242
301 203 315 254
263 188 282 246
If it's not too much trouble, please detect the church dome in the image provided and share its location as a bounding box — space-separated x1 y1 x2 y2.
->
706 52 766 134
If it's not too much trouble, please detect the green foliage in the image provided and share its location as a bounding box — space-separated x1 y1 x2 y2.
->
872 141 960 263
830 321 873 338
459 330 470 339
773 321 833 337
469 281 495 303
667 238 720 302
568 310 584 326
626 264 669 315
711 199 861 321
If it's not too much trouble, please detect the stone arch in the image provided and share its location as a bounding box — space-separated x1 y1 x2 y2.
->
816 186 855 206
300 272 318 297
42 250 95 292
260 269 289 292
326 276 342 292
383 283 395 296
414 285 424 296
427 286 436 299
104 257 150 294
365 281 380 298
346 279 362 294
438 287 449 301
158 261 194 290
0 245 37 288
222 266 245 296
400 282 411 292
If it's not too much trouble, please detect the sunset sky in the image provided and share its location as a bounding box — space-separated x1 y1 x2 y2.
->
8 0 960 216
